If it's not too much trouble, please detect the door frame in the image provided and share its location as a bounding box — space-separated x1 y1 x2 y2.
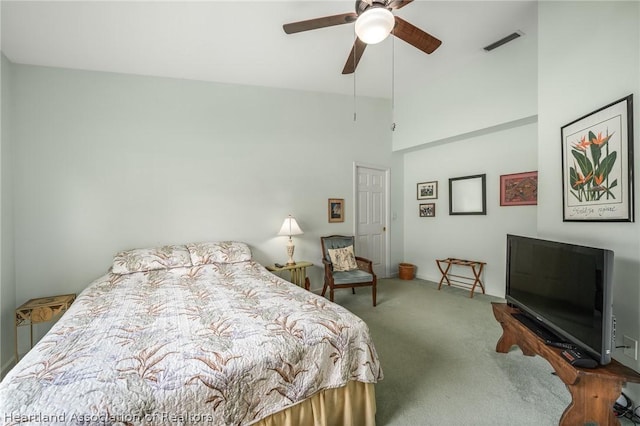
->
353 162 391 278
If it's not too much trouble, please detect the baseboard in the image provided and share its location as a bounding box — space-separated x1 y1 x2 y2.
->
416 273 440 283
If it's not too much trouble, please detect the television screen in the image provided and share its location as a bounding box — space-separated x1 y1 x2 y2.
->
505 234 614 365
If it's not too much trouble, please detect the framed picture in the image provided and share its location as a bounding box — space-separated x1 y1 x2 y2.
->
449 174 486 215
419 203 436 217
561 94 634 222
500 171 538 206
328 198 344 223
417 181 438 200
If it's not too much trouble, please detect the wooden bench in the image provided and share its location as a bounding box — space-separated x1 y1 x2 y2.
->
493 302 640 425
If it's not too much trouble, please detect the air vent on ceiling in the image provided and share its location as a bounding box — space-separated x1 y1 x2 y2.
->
483 31 523 52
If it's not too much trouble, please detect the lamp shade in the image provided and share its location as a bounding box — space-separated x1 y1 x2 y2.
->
355 7 395 45
278 215 304 237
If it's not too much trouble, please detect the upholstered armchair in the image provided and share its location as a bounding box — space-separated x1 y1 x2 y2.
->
320 235 377 307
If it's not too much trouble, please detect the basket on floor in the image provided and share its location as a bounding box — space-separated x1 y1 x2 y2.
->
398 263 415 280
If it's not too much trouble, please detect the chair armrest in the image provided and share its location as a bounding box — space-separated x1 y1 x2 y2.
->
355 256 374 274
322 258 334 283
322 258 333 272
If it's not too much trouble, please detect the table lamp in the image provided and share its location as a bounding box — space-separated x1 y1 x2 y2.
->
278 215 303 265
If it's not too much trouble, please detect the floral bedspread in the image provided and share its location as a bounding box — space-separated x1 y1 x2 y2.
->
0 259 382 425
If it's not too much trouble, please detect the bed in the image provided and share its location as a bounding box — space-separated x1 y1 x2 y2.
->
0 242 382 425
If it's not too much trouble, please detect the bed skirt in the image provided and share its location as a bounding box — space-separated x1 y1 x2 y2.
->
255 381 376 426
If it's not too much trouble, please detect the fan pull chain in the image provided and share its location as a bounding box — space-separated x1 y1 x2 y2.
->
353 74 357 122
391 30 396 131
353 33 357 122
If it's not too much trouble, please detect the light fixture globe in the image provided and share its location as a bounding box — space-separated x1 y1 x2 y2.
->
355 6 395 45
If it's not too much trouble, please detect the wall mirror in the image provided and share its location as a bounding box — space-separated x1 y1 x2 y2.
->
449 174 487 215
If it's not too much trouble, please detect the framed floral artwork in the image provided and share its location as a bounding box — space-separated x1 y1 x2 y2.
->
561 95 634 222
500 171 538 206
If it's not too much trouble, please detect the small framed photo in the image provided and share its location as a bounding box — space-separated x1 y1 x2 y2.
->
417 181 438 200
419 203 436 217
328 198 344 223
500 171 538 206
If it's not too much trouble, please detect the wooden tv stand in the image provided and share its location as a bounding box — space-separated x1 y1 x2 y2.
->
492 302 640 426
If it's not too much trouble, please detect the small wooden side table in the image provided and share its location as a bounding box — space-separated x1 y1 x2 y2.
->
436 258 486 298
15 293 76 361
266 261 313 290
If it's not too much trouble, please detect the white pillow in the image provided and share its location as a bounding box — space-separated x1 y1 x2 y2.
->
186 241 252 265
328 245 359 272
112 245 192 274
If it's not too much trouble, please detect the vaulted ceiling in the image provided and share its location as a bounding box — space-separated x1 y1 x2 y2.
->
1 1 538 99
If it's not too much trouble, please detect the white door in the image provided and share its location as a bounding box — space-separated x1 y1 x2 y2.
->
355 165 388 278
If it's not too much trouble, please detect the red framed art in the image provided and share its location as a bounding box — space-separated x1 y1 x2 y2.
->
500 171 538 206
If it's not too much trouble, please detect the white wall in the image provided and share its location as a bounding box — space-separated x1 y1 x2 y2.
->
1 53 16 377
537 0 640 397
403 120 538 297
6 62 402 355
392 4 538 150
396 1 539 297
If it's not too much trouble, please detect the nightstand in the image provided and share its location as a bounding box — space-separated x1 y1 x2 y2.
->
15 293 76 361
266 261 313 290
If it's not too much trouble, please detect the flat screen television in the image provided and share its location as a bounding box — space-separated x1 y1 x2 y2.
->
505 234 615 365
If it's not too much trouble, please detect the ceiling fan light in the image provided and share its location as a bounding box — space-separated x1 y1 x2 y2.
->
355 7 394 45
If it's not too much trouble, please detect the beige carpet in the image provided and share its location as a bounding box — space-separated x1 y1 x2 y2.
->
329 277 632 426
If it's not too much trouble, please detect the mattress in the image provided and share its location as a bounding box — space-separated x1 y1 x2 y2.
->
0 242 382 425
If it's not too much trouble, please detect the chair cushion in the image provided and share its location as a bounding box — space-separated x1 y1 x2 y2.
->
333 269 374 284
328 245 358 271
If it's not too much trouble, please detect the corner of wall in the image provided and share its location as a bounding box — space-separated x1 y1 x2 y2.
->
1 53 17 374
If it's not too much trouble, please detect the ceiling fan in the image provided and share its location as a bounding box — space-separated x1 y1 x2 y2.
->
283 0 442 75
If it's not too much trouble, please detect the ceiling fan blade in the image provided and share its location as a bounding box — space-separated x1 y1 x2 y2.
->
387 0 414 10
342 38 368 74
392 16 442 54
283 13 357 34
